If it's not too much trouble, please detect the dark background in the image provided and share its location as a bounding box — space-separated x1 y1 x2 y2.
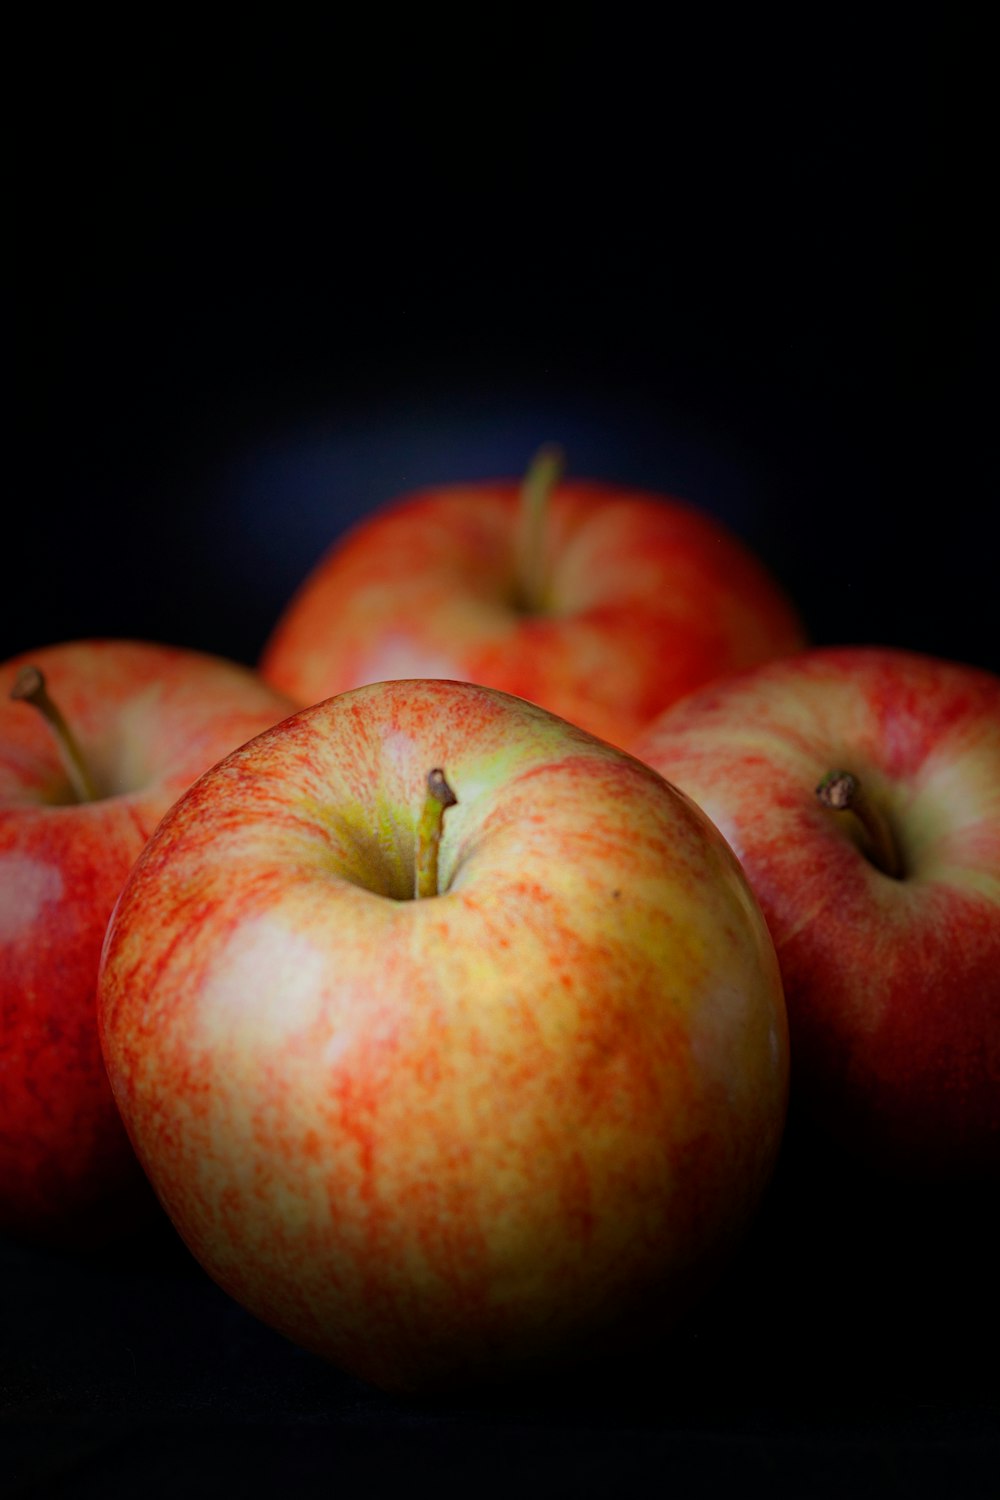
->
6 12 997 1497
8 13 997 671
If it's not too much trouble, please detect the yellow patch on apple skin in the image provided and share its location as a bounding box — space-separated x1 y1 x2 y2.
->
0 854 64 942
193 914 337 1049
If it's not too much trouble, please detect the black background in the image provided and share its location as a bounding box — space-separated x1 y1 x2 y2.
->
5 12 998 1497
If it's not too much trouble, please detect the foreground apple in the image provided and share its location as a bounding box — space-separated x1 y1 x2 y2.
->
630 647 1000 1179
259 449 806 745
98 679 788 1392
0 640 294 1244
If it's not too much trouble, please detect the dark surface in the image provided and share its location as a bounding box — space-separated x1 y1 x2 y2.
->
5 1137 999 1497
7 12 998 1497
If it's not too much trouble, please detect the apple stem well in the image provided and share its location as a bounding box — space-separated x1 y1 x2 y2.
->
514 443 564 614
815 770 903 880
414 769 458 899
10 665 100 803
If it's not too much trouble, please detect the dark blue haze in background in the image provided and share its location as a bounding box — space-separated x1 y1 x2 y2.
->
9 14 995 678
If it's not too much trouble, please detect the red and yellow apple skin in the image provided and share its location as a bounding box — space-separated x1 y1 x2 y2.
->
0 640 294 1245
630 647 1000 1180
98 679 788 1393
259 478 806 744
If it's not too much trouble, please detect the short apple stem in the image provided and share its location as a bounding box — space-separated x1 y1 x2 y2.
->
816 770 903 880
515 443 564 614
415 769 458 899
10 666 100 803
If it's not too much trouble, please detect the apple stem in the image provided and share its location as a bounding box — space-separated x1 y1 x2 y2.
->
816 770 903 880
515 443 564 614
10 666 101 803
414 769 458 899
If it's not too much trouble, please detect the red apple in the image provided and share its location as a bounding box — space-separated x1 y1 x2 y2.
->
0 639 294 1244
630 646 1000 1179
259 449 806 745
98 678 788 1392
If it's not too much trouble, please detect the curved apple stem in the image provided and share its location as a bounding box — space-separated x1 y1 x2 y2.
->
816 770 903 880
516 443 564 614
415 769 458 899
10 666 100 803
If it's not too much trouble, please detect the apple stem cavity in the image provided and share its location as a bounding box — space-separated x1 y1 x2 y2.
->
10 666 101 803
415 768 458 899
515 443 564 614
816 770 903 880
